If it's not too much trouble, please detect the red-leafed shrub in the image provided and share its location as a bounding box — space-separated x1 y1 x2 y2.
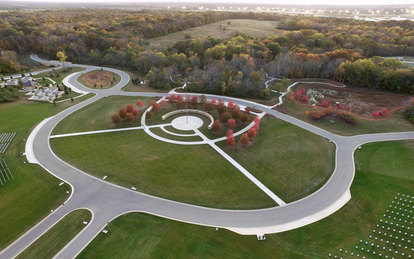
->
146 111 153 120
247 127 257 139
217 100 227 115
228 118 237 129
126 113 135 123
176 94 183 102
176 100 185 109
191 96 198 108
227 100 234 108
211 119 223 133
131 108 139 116
301 96 309 103
220 112 231 123
136 100 143 108
226 129 234 138
337 103 343 109
168 94 177 104
204 101 213 112
126 104 134 112
372 111 378 117
112 113 121 124
118 108 127 120
226 136 236 149
211 98 217 105
152 102 161 113
239 133 250 147
231 105 242 120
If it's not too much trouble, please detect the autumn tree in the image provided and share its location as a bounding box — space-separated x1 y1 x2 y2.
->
126 113 135 124
118 108 127 120
228 118 237 129
247 127 257 140
131 108 139 116
239 133 250 147
226 129 234 138
136 100 143 109
204 101 213 112
211 119 223 134
191 96 198 108
126 104 134 113
226 136 236 149
231 105 242 121
220 112 231 123
146 111 153 121
168 94 177 104
111 113 121 124
56 51 67 63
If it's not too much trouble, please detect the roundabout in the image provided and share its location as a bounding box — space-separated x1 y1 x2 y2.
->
1 55 414 259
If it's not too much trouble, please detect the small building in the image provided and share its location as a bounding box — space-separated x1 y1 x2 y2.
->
7 79 18 86
21 76 33 84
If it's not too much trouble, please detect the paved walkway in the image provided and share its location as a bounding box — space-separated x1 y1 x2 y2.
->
1 55 413 259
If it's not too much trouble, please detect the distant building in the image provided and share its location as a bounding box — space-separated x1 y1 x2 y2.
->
7 79 19 86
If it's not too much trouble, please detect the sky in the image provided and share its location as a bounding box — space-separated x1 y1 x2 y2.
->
9 0 414 6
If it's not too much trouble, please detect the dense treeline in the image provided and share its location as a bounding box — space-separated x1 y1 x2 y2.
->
0 9 413 97
278 17 414 57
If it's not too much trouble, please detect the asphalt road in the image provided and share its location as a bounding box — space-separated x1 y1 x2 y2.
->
1 56 413 259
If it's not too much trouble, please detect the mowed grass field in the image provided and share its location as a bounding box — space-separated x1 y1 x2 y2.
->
148 19 283 48
17 209 92 259
218 117 335 202
50 130 275 209
78 140 414 258
0 95 91 249
52 96 155 135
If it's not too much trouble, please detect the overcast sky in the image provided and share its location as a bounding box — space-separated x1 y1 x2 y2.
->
11 0 414 6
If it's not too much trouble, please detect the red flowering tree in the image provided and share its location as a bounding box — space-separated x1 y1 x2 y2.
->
220 112 231 123
211 119 223 134
372 111 378 117
301 96 309 103
227 100 234 109
176 94 183 102
126 104 134 113
228 118 237 129
226 136 236 149
191 96 198 108
217 100 227 115
231 105 242 121
241 113 250 124
136 100 143 109
239 133 250 148
168 94 177 105
247 127 257 140
211 98 217 105
337 103 343 109
131 108 139 117
226 129 234 138
112 113 121 124
204 101 213 112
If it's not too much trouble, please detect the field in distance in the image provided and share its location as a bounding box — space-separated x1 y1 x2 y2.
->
148 19 283 48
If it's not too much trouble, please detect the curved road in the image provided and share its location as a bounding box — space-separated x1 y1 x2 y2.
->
1 56 414 259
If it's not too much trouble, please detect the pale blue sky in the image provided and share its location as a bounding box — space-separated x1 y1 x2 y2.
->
11 0 414 6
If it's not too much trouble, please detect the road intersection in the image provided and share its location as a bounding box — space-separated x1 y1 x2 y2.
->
1 56 413 259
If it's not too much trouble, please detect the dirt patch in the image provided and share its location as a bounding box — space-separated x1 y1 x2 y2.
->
291 83 414 119
80 71 114 88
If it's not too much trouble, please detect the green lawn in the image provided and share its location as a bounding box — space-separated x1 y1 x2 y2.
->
17 209 92 259
50 130 275 209
53 96 155 135
149 127 203 142
218 117 335 202
78 140 414 258
280 100 414 136
0 94 91 249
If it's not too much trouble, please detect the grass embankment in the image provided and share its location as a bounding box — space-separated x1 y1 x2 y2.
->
218 117 335 202
50 130 275 209
53 96 155 135
0 94 92 249
148 19 283 48
280 100 413 136
77 70 121 89
17 209 92 259
79 140 414 258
